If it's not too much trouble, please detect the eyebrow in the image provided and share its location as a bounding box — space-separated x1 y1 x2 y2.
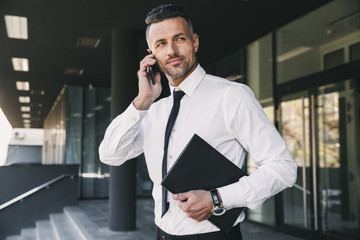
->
173 33 186 39
153 32 187 46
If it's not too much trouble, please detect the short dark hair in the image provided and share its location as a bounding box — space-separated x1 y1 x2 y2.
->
145 4 194 42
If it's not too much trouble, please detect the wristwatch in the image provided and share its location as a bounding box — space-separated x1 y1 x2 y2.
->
210 189 226 216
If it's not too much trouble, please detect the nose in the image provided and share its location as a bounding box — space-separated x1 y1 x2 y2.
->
167 41 178 56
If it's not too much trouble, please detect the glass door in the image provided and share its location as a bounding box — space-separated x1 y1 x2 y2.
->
316 81 359 239
279 79 359 239
280 92 312 229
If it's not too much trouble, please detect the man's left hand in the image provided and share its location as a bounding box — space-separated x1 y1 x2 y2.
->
172 190 213 222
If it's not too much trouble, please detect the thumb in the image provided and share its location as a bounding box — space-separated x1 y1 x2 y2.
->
172 192 190 201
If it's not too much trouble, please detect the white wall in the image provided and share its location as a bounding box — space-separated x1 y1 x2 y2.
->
0 109 12 166
4 128 44 165
9 128 44 146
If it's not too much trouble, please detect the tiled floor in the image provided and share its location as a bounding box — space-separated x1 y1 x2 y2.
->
79 199 305 240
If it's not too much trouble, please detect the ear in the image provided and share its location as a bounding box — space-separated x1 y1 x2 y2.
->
147 41 153 53
193 33 199 53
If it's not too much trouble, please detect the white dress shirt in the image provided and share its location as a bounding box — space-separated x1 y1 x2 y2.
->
99 64 297 235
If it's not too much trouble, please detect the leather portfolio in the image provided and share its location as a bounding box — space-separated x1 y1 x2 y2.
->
161 134 247 233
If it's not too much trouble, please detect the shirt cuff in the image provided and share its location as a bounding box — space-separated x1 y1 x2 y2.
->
217 180 247 209
127 101 148 121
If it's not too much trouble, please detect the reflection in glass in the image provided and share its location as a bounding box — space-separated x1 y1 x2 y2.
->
65 86 82 165
276 0 359 83
81 86 110 198
317 85 359 238
247 33 273 101
280 96 311 229
323 49 344 70
43 87 67 164
350 41 360 62
279 82 359 238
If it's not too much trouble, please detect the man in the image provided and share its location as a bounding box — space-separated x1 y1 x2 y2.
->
99 4 297 240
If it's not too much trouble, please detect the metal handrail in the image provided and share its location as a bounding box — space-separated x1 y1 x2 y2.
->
293 183 311 195
0 174 75 211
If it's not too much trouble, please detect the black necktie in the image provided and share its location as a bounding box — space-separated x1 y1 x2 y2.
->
162 90 185 217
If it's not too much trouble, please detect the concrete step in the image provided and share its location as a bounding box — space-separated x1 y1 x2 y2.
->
5 236 21 240
5 206 108 240
35 220 55 240
20 228 36 240
50 213 82 240
64 206 107 240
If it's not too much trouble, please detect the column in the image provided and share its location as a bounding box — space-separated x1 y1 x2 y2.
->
109 28 139 231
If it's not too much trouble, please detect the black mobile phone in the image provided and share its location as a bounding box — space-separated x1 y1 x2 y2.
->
146 51 159 85
147 65 157 85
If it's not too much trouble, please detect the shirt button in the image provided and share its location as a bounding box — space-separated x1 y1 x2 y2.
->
169 155 172 159
161 235 166 239
132 117 137 121
171 128 176 133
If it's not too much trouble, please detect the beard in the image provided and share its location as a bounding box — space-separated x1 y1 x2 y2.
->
162 55 193 79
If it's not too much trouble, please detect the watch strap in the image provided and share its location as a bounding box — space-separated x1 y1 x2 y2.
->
210 189 221 206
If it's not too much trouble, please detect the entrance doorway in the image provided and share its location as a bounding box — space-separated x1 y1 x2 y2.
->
279 79 359 239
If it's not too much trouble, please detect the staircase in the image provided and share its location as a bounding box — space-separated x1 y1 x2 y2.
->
5 206 107 240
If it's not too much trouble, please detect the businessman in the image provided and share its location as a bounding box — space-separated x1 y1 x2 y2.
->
99 4 297 240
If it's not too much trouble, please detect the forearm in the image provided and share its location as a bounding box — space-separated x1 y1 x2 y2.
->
218 158 297 209
133 95 154 110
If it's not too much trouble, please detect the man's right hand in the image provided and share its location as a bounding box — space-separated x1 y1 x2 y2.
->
133 53 162 110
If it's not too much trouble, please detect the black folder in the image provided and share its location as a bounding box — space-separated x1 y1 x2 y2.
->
161 134 247 233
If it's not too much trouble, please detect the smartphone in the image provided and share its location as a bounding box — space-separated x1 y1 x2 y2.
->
146 51 159 85
147 65 156 85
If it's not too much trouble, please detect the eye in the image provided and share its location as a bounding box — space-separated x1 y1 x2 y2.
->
156 42 165 48
177 37 186 41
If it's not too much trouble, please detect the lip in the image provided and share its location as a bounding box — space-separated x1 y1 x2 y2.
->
166 57 184 65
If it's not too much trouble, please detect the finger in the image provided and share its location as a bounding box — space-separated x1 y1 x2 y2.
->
191 208 213 221
172 192 190 201
155 72 161 84
140 57 156 69
195 212 212 222
144 53 155 61
140 54 155 65
140 63 156 77
180 205 211 222
138 66 154 81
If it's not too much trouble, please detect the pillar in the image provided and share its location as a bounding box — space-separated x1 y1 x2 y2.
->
109 28 139 231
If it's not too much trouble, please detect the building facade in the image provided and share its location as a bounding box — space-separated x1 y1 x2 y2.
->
39 0 359 239
205 1 360 239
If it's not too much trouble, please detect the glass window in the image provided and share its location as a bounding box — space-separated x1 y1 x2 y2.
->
277 0 359 83
209 48 246 84
65 86 82 165
316 82 359 239
350 41 360 62
81 86 110 198
247 33 273 101
43 87 67 164
324 48 344 69
280 94 311 229
278 81 359 238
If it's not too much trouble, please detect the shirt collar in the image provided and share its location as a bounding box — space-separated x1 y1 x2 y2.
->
169 64 206 97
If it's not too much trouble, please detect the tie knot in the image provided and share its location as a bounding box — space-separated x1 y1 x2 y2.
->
173 90 185 100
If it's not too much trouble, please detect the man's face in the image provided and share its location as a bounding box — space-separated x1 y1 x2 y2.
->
147 17 199 85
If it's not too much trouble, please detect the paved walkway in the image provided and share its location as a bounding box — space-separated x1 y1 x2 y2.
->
79 199 305 240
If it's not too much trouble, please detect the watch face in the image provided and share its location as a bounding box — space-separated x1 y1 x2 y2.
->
213 206 226 216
